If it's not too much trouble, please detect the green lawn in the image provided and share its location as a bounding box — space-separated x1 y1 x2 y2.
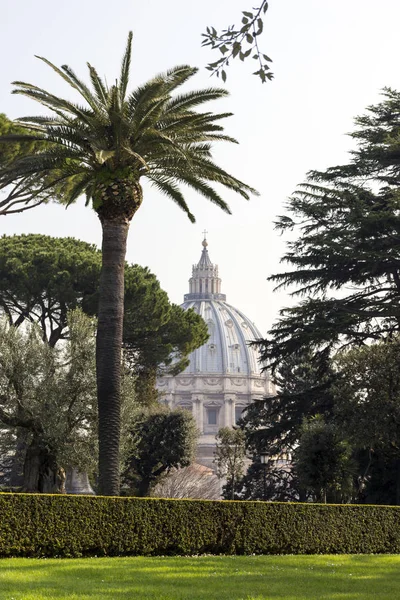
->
0 555 399 600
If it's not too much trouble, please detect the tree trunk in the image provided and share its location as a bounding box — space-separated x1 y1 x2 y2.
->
9 429 28 488
22 439 65 493
96 218 130 496
22 442 42 492
137 478 152 497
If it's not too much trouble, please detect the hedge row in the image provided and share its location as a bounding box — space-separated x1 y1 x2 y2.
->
0 493 400 557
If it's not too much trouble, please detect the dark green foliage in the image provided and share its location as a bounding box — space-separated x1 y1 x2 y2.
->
233 462 302 502
124 302 209 381
0 234 101 346
244 91 400 504
258 89 400 370
242 349 335 458
124 298 208 406
293 416 355 503
1 493 400 557
123 408 198 497
334 337 400 505
202 1 273 83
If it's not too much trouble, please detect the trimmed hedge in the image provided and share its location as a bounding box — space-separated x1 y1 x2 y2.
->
0 493 400 557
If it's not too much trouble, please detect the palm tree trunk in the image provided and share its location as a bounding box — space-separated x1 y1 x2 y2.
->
97 218 129 496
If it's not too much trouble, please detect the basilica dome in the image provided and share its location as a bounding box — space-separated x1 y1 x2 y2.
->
182 238 266 377
157 236 273 470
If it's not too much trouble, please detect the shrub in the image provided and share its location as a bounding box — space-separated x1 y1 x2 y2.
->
0 493 399 557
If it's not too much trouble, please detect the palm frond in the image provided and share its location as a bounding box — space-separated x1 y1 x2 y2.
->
162 65 198 89
12 83 96 127
16 115 63 126
147 174 195 222
185 154 258 198
164 88 229 114
61 63 106 117
35 56 105 118
1 40 256 220
125 65 196 124
87 64 108 104
63 173 94 206
175 173 232 214
119 31 133 101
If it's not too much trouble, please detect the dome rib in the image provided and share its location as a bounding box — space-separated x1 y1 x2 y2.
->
210 300 228 374
223 303 254 375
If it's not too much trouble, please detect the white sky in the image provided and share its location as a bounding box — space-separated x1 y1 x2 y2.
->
1 0 399 336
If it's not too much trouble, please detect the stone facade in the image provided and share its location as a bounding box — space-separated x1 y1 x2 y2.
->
157 236 274 470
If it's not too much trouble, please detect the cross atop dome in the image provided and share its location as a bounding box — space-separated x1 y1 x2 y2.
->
184 233 226 302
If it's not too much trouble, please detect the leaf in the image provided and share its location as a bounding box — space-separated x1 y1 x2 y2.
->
232 43 241 59
243 11 253 18
263 1 269 13
263 54 273 62
220 45 228 54
256 18 263 35
221 70 227 83
246 33 253 44
242 17 249 24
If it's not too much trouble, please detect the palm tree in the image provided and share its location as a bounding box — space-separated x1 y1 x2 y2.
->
0 33 257 495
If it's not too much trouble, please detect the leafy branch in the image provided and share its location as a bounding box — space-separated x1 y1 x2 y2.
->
202 1 273 83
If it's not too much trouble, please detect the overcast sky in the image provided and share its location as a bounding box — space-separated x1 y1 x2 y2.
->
1 0 399 335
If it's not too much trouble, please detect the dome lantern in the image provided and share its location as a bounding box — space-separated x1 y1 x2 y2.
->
185 233 225 301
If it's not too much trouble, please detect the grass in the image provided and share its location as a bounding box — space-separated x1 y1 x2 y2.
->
0 554 399 600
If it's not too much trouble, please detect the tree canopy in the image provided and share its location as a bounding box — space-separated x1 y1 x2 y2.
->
0 310 98 492
214 426 246 500
0 234 208 379
122 407 198 497
0 234 101 346
293 415 354 504
257 88 400 370
242 348 335 458
334 337 400 504
0 35 256 220
240 89 400 502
